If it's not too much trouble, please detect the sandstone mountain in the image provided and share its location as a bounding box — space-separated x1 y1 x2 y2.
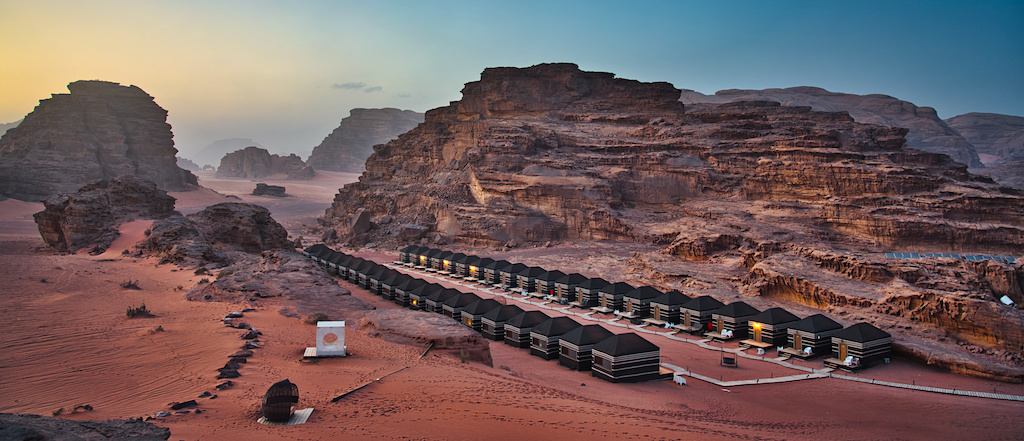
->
183 137 264 170
946 113 1024 190
0 81 197 201
34 175 177 253
680 86 982 167
320 63 1024 380
306 108 424 172
216 146 314 180
177 156 201 172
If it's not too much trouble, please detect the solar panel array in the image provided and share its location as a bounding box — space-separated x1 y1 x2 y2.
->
884 253 1017 263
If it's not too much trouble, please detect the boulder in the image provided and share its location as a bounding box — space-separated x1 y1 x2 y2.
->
0 413 170 440
252 183 287 197
0 80 196 202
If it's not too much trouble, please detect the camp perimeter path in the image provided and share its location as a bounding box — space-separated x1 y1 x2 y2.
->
383 262 1024 403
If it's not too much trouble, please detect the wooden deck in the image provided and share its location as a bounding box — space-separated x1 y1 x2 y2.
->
739 339 773 349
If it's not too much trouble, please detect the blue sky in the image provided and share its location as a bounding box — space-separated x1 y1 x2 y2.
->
1 1 1021 156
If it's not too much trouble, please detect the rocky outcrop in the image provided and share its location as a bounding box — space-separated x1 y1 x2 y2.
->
177 156 201 172
184 138 262 171
252 183 287 197
320 63 1024 380
0 80 197 201
0 413 170 440
33 175 177 253
141 202 291 265
360 309 492 366
306 108 424 172
217 147 314 180
680 86 983 167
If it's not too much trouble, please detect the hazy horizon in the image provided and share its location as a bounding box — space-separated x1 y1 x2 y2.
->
2 1 1022 156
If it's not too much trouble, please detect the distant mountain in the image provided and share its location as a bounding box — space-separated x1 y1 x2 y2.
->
680 86 982 167
177 156 201 172
184 138 265 169
945 113 1024 166
0 119 22 136
306 108 423 172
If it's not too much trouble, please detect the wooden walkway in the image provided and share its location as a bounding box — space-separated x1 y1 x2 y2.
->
384 263 1024 402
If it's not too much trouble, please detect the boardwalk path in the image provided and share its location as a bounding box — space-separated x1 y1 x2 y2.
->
386 263 1024 402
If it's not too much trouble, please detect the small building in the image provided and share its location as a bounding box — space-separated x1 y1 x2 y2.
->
305 320 346 357
554 273 587 304
442 252 465 274
480 304 525 341
398 245 423 265
677 295 724 334
393 277 428 307
311 246 333 265
575 277 610 308
558 325 615 371
442 292 481 321
498 263 528 290
433 251 455 272
710 301 760 340
784 314 843 359
481 259 510 286
327 252 350 273
620 286 663 320
453 255 480 279
460 298 502 331
332 254 355 274
827 323 892 369
530 317 581 359
536 270 566 298
342 257 365 282
503 310 550 348
420 248 443 270
469 257 494 281
427 288 464 314
591 333 662 383
515 266 547 295
596 282 635 313
366 265 390 291
408 283 444 310
380 272 412 301
370 267 399 295
355 261 380 288
747 307 800 347
647 290 691 325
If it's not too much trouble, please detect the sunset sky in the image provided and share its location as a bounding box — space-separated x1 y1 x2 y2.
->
1 1 1021 158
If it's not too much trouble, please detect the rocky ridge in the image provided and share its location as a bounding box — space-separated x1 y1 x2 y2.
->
0 413 170 441
306 108 424 173
320 63 1024 380
946 113 1024 189
680 86 983 167
0 80 197 201
216 146 315 180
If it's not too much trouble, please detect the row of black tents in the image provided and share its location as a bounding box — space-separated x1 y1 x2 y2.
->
303 244 666 383
392 245 893 370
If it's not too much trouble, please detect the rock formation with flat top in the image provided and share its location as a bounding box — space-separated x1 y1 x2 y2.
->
306 108 424 172
216 146 314 180
0 80 197 201
320 63 1024 381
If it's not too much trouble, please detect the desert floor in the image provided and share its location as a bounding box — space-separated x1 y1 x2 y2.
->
1 173 1023 440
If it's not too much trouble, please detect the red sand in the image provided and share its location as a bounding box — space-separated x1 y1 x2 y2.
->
2 175 1023 440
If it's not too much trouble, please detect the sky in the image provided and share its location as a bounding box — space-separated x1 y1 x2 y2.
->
1 0 1022 158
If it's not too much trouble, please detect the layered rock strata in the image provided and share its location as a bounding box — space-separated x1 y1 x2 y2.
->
0 80 197 201
320 63 1024 380
306 108 424 172
34 175 176 253
216 146 314 180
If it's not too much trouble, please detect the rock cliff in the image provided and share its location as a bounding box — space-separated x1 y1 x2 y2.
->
680 86 983 167
306 108 424 172
946 113 1024 190
216 146 314 180
33 175 177 253
0 80 197 201
320 63 1024 380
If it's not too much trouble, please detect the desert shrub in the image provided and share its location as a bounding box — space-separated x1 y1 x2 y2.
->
148 325 164 334
126 303 150 318
303 313 329 324
459 350 469 364
194 267 209 275
122 249 130 256
173 285 183 291
40 278 48 283
120 279 141 290
73 404 94 412
143 228 151 236
216 270 233 280
197 278 210 284
52 408 63 416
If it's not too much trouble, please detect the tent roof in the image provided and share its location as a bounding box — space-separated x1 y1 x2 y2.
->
482 304 525 321
517 266 547 278
599 282 636 295
578 278 610 290
463 298 502 315
532 317 581 336
652 290 691 306
593 332 659 356
410 282 444 296
560 325 615 346
443 292 481 308
713 301 760 318
555 273 589 285
483 259 510 270
506 310 550 328
395 277 427 291
625 286 663 301
426 288 461 303
499 263 529 274
681 295 724 312
788 314 842 333
834 322 890 342
749 307 800 325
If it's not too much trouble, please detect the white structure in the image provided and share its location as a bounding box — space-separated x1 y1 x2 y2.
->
305 321 346 357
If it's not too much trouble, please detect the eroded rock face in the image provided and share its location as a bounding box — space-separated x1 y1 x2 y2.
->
0 80 197 201
306 108 424 172
680 86 983 167
320 63 1024 380
359 309 492 366
946 113 1024 190
140 202 291 265
0 413 170 441
217 146 314 180
33 175 176 253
